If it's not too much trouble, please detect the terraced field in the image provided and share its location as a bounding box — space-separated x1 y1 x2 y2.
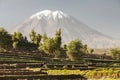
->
0 52 120 80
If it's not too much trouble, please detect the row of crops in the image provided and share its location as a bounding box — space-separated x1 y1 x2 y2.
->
0 52 120 79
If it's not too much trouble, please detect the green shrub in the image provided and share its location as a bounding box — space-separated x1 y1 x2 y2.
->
0 48 7 52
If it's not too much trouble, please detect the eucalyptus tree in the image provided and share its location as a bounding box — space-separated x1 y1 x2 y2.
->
0 27 12 49
66 39 84 61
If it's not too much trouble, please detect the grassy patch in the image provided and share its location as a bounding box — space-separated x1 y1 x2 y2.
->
46 70 81 75
85 68 120 79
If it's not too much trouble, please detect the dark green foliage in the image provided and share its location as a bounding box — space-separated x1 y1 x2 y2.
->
42 33 48 41
29 29 42 46
90 49 94 54
54 28 61 49
54 28 62 58
29 30 42 51
0 48 7 52
12 32 23 41
63 44 67 50
12 41 18 49
110 48 120 60
35 34 42 45
39 29 62 58
0 27 89 60
29 29 36 43
12 32 23 49
11 31 36 51
82 44 88 54
66 39 85 61
39 38 56 55
0 27 12 49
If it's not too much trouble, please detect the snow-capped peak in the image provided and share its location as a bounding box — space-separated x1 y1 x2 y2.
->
53 10 69 19
11 10 120 48
30 10 69 19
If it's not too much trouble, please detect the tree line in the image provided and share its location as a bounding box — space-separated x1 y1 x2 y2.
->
0 27 119 60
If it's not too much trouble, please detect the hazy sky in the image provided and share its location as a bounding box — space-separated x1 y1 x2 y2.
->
0 0 120 39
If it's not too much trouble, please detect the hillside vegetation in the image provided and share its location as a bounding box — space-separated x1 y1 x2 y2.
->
1 27 120 79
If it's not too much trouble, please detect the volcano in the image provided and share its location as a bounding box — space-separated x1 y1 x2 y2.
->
9 10 120 48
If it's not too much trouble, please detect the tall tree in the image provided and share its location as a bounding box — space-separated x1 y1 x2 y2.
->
39 29 62 57
0 27 12 49
12 32 23 41
66 39 84 61
42 33 48 42
90 49 94 54
34 34 42 46
82 44 88 54
110 48 120 60
39 38 56 55
29 30 42 46
29 29 36 43
54 28 61 49
12 32 23 49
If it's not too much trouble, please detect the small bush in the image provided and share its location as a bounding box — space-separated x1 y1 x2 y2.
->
0 48 7 52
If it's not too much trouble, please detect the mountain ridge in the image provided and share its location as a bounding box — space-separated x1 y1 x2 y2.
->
9 10 120 48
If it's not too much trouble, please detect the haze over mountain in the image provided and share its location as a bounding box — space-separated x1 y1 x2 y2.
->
9 10 120 48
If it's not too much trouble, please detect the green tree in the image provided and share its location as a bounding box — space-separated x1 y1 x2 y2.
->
39 38 56 55
54 28 61 48
39 29 62 57
54 28 62 58
66 39 84 61
29 30 42 51
63 44 67 50
0 27 12 49
90 49 94 54
12 32 23 41
34 34 42 45
29 30 42 46
82 44 88 54
12 41 18 49
12 32 23 49
42 33 48 42
29 29 36 43
12 32 33 51
110 48 120 60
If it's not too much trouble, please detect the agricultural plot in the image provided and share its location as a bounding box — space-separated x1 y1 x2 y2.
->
0 52 120 79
